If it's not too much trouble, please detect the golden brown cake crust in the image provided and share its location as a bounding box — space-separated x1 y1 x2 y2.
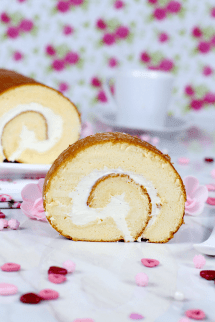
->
0 68 81 121
0 69 37 93
43 132 187 242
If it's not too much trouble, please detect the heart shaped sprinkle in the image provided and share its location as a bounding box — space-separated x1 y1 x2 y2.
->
129 313 144 319
8 219 20 230
0 212 5 219
135 272 148 287
206 184 215 191
200 270 215 280
185 309 205 320
193 254 206 269
141 258 159 267
206 197 215 205
0 283 18 296
1 262 21 272
62 260 76 273
204 158 214 163
178 157 190 165
48 273 66 284
38 289 59 300
20 293 43 304
48 266 68 275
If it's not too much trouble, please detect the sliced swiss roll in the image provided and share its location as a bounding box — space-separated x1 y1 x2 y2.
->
43 132 186 243
0 69 81 164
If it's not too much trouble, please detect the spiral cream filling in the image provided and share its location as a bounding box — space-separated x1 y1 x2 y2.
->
0 102 63 161
68 167 161 242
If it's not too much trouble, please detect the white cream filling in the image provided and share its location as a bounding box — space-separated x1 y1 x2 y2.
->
0 102 63 161
68 167 161 242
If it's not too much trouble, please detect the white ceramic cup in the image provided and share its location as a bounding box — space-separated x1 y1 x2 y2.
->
105 69 174 128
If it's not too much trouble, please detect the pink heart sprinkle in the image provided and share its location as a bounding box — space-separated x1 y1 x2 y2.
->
129 313 144 320
206 184 215 191
193 254 206 269
38 289 59 300
178 157 190 165
8 219 20 230
62 260 76 273
48 273 66 284
1 262 21 272
206 197 215 205
135 272 149 287
185 309 206 320
0 283 18 295
141 258 160 268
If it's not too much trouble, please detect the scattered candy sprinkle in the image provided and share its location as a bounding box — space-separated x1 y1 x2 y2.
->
129 313 144 320
0 212 5 219
62 260 76 273
178 157 190 165
204 158 214 163
135 272 149 287
48 273 66 284
20 292 43 304
0 219 8 228
206 197 215 205
141 258 159 268
206 184 215 191
193 255 206 269
0 283 18 296
211 169 215 179
200 270 215 280
38 289 59 300
8 219 20 230
185 309 205 320
174 291 184 301
48 266 67 275
1 262 21 272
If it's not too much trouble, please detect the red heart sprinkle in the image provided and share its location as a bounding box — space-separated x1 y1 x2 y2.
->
0 212 5 219
185 309 205 320
204 158 214 163
200 270 215 280
48 266 68 275
141 258 160 267
20 293 43 304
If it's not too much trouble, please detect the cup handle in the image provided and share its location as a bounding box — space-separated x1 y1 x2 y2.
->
103 78 117 112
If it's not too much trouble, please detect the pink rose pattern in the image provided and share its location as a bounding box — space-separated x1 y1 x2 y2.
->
0 0 215 115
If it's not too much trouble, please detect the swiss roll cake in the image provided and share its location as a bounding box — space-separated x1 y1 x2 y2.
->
0 69 81 164
43 132 186 242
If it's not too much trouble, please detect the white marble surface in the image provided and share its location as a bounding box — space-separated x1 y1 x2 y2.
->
1 127 215 322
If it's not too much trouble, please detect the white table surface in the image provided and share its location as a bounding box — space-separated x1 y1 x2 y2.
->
0 124 215 322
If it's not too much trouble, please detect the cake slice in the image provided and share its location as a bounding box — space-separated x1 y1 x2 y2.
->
43 132 186 242
0 69 81 164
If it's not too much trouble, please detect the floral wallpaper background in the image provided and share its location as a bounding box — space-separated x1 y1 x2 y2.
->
1 0 215 122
